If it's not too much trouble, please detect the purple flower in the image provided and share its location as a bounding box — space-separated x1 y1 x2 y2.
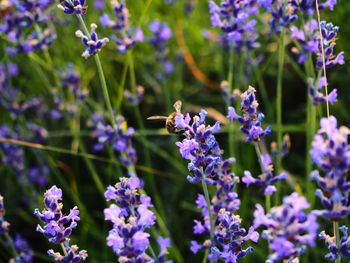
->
308 77 337 105
319 225 350 261
34 186 88 262
90 115 137 169
254 192 319 262
209 0 260 51
57 0 87 15
228 86 271 142
243 154 287 196
75 24 109 59
12 234 34 263
100 0 143 53
124 85 144 106
104 177 171 262
310 116 350 220
210 209 259 262
149 20 173 80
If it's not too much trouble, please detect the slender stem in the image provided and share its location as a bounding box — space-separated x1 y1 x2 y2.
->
60 242 72 263
4 233 18 259
75 14 115 124
315 0 330 118
201 173 214 241
254 142 271 211
275 24 286 204
148 245 159 263
333 221 341 263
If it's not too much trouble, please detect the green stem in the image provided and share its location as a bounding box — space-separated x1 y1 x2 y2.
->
75 14 115 124
275 24 286 204
148 245 158 263
201 173 215 241
60 242 72 263
4 233 18 259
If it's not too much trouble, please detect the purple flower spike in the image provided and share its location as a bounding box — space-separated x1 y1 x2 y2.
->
311 116 350 220
104 177 171 262
254 192 319 262
308 77 337 106
210 208 259 262
34 186 88 262
99 0 143 53
319 225 350 261
57 0 87 15
149 20 173 80
228 86 271 142
243 154 287 196
75 24 109 59
209 0 260 51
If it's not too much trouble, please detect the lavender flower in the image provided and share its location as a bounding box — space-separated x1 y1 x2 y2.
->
254 192 319 263
319 225 350 261
310 116 350 220
124 86 144 106
210 209 259 262
243 154 287 195
99 0 143 53
34 186 88 262
75 24 109 59
227 86 271 142
271 134 291 157
12 234 34 263
175 108 256 262
298 0 337 16
258 0 298 34
220 81 241 106
91 115 137 168
57 0 87 14
149 20 173 80
308 77 337 105
316 21 344 69
0 195 33 262
209 0 260 51
174 109 221 184
0 0 56 55
104 177 159 261
0 194 10 235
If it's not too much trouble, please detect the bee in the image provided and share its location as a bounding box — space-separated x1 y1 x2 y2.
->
0 0 12 17
147 100 183 134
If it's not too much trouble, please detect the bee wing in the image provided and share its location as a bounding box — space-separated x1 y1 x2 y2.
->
147 116 168 120
173 100 182 113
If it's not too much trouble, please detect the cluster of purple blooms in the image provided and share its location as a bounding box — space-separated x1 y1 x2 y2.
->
104 177 171 262
308 76 337 106
227 86 271 142
319 225 350 261
75 23 109 59
243 154 287 195
99 0 143 53
310 116 350 220
91 114 137 168
0 63 42 118
34 186 88 262
254 192 318 262
290 19 344 69
0 194 33 262
149 20 174 80
209 0 260 51
0 0 56 55
50 64 88 119
175 109 259 261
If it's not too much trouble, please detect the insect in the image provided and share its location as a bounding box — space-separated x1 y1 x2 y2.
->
0 0 12 17
147 100 184 134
